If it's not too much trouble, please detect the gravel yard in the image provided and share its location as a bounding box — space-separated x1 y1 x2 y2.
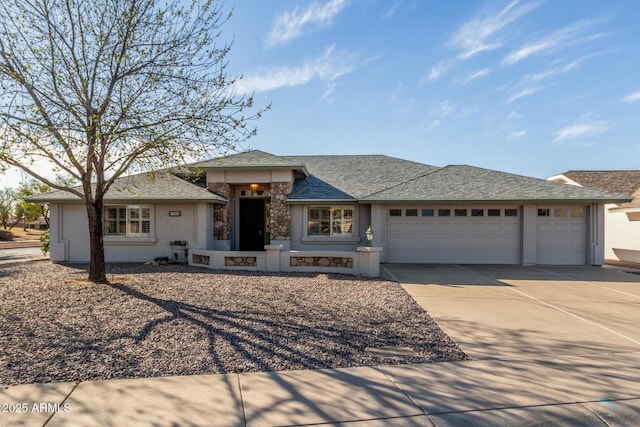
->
0 262 468 386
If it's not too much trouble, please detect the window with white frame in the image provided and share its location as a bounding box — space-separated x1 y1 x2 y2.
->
308 206 354 236
105 205 151 236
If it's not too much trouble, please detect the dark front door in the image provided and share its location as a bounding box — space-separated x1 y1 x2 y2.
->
240 198 266 251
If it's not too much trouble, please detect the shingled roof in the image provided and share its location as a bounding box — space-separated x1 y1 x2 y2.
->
553 170 640 210
286 155 438 200
195 151 630 204
26 172 227 203
558 170 640 196
363 165 631 203
194 150 307 172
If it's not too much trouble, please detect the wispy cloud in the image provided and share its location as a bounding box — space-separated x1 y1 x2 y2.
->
382 2 400 19
321 82 337 104
623 91 640 103
234 45 370 95
463 68 491 84
421 59 455 84
502 20 606 66
506 86 541 103
425 0 538 82
510 129 527 138
553 119 610 142
266 0 348 47
452 0 539 60
520 60 581 84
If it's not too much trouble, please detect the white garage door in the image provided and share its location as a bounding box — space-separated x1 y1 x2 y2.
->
387 206 521 264
537 206 587 265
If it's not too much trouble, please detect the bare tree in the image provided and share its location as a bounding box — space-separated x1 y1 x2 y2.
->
0 0 264 281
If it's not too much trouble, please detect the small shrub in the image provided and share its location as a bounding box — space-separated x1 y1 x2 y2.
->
40 230 50 255
0 230 15 241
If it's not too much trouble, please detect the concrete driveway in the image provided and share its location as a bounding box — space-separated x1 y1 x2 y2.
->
381 264 640 360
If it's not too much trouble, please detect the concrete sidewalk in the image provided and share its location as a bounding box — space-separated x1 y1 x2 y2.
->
2 352 639 426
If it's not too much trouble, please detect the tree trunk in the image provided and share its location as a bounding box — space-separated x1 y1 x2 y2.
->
86 200 107 283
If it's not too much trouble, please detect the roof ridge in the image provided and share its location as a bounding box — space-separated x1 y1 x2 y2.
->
361 166 443 199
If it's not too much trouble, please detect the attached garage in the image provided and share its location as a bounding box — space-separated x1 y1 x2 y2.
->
536 206 587 265
386 206 521 264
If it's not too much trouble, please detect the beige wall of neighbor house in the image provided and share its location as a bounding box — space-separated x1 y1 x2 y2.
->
48 202 212 262
606 206 640 263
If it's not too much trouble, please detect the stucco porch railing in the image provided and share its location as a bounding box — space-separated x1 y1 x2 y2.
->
189 246 382 277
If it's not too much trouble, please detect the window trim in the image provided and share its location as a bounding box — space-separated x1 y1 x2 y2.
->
104 204 155 241
303 204 359 243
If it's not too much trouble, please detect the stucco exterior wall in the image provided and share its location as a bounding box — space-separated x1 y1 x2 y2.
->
605 205 640 262
49 202 212 262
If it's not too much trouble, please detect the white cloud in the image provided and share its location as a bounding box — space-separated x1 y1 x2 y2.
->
521 60 581 84
422 59 455 84
623 91 640 103
506 86 541 103
425 0 538 82
451 0 539 60
429 100 455 118
382 2 399 19
266 0 348 47
321 82 336 104
234 45 369 94
502 20 606 66
510 129 527 138
553 119 609 142
463 68 491 84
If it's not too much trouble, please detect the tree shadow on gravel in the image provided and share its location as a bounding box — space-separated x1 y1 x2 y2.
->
106 281 373 374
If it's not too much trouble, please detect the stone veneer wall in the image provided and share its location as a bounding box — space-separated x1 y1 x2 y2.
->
207 183 231 241
270 182 292 241
225 256 257 267
290 256 354 268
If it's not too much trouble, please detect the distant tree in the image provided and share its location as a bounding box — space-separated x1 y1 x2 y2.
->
0 0 264 282
0 187 15 229
15 180 51 229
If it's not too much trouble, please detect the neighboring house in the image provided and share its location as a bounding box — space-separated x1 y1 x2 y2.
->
547 171 640 265
28 150 630 276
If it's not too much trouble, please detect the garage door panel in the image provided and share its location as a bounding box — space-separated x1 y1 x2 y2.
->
387 206 521 264
403 222 420 233
437 223 452 233
453 222 470 233
537 207 587 265
387 222 404 233
420 222 436 233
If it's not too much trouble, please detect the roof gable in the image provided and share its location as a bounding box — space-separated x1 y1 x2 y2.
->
195 150 306 171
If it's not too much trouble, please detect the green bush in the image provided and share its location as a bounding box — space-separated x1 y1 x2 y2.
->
40 230 50 255
0 230 15 241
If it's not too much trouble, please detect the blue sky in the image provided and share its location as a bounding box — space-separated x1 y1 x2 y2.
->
1 0 639 189
220 0 640 178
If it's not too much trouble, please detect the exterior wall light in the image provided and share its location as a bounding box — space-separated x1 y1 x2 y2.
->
365 226 374 247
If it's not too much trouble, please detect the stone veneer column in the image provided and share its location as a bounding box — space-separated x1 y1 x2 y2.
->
270 182 292 242
207 183 231 243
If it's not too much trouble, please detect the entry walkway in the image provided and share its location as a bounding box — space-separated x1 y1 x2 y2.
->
2 353 639 426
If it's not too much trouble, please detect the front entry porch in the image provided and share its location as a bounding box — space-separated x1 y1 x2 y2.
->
189 246 382 277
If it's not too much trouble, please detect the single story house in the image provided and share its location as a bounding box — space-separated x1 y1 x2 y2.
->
28 150 630 276
547 171 640 265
